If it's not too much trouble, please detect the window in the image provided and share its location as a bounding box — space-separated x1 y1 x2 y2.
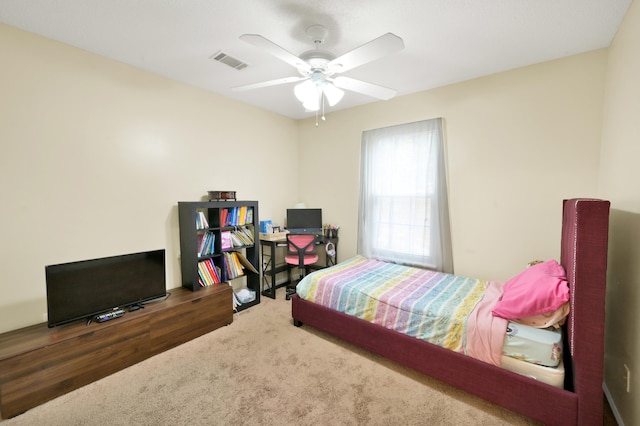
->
358 118 452 272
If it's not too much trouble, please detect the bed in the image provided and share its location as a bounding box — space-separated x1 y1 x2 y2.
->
291 198 610 426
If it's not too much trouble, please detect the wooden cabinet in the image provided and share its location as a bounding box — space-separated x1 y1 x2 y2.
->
149 288 231 355
178 200 260 311
0 285 232 419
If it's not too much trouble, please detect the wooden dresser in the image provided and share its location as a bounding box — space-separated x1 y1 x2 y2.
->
0 285 232 419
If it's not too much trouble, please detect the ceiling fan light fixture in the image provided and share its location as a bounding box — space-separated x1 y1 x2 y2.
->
295 79 322 111
238 27 404 120
294 79 316 103
323 83 344 106
294 77 343 112
234 25 404 121
302 97 321 112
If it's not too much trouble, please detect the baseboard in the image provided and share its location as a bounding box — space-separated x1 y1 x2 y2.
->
603 382 624 426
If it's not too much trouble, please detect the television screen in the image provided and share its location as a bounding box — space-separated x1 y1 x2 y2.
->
286 208 323 233
46 249 167 327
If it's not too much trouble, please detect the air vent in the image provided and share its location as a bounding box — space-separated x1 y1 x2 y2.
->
210 51 248 70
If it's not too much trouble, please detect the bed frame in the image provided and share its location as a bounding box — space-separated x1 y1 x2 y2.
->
291 198 610 425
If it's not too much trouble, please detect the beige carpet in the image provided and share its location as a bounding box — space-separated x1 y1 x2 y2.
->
2 288 548 425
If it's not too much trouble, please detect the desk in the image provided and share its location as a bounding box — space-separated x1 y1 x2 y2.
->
260 235 338 299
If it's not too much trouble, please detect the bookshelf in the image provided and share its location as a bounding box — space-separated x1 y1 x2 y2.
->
178 200 260 311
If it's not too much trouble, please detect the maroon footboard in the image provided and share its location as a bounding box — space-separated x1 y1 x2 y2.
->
291 198 609 426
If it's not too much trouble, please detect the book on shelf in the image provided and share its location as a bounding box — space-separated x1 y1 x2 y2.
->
205 259 221 283
231 207 239 226
196 211 209 230
230 226 254 247
235 207 242 226
220 209 228 228
221 207 235 227
229 232 243 248
197 231 216 257
238 206 247 226
197 259 220 287
197 261 212 286
222 251 259 279
219 251 255 280
231 286 241 310
221 231 232 250
241 226 255 242
223 252 240 279
220 206 254 227
234 251 259 274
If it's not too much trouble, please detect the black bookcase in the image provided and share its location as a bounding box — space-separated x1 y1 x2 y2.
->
178 200 260 311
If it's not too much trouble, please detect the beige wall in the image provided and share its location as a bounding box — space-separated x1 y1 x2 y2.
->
298 50 606 282
599 0 640 424
0 24 299 333
1 14 634 424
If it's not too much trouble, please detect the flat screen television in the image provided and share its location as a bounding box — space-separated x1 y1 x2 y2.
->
286 208 323 233
46 249 167 327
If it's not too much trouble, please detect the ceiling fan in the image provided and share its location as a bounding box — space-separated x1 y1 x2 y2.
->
233 25 405 113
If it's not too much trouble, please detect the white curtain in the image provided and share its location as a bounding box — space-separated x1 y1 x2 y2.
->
358 118 453 273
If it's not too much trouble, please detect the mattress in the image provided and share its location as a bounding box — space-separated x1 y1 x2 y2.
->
500 355 565 388
502 322 563 367
295 255 508 365
296 256 565 385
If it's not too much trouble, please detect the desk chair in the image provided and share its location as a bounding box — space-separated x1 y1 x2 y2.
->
284 234 318 300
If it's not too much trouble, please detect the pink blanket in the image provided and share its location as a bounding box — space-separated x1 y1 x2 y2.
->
466 281 508 365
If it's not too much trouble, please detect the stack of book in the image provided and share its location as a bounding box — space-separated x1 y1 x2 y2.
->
195 211 209 229
197 232 216 257
222 251 258 280
197 259 221 286
230 226 254 247
220 206 254 227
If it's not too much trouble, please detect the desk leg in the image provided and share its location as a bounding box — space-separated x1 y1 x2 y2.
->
269 262 277 298
260 239 295 299
261 244 276 299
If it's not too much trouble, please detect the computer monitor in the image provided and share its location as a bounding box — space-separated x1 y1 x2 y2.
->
286 208 323 234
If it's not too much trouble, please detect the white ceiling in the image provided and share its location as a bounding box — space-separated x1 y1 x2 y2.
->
0 0 632 119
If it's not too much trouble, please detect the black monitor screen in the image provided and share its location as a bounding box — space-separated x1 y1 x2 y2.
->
286 208 323 233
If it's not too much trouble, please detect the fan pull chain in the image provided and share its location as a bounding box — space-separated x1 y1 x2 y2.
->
322 92 326 121
315 92 324 127
313 92 330 127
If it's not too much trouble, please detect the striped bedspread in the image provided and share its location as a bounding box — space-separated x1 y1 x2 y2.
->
296 256 507 365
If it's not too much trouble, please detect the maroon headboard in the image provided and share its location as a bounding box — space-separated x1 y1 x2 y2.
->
560 198 610 424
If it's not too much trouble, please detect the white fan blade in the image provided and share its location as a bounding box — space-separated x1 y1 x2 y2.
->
233 76 307 91
240 34 311 73
328 33 404 74
332 76 397 100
